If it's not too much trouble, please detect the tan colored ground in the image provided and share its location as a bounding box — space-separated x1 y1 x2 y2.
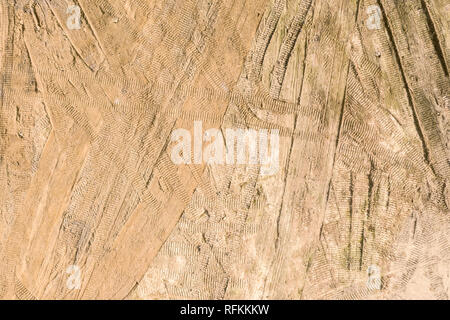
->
0 0 449 299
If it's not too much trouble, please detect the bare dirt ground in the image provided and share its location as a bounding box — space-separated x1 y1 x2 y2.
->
0 0 449 299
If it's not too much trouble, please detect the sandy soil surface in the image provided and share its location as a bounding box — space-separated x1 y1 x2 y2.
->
0 0 449 299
